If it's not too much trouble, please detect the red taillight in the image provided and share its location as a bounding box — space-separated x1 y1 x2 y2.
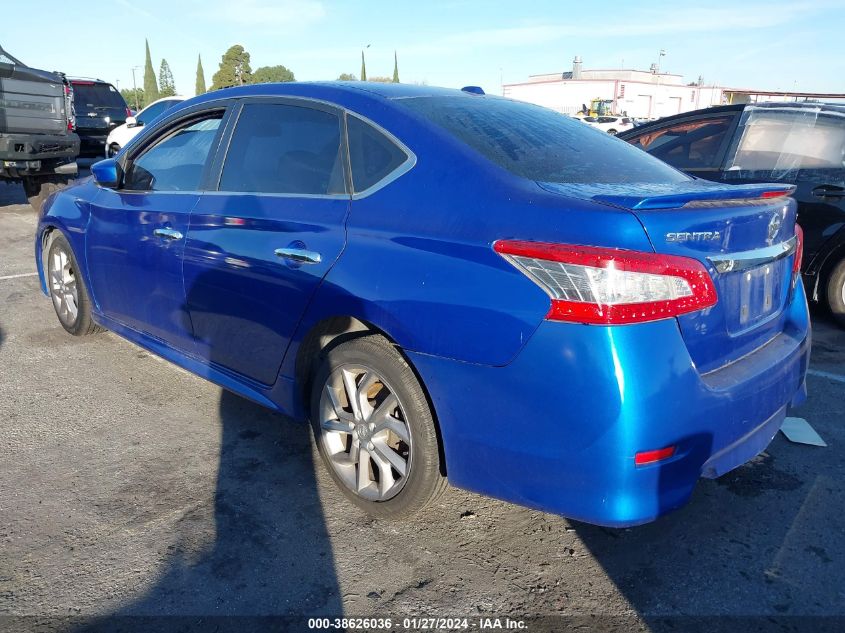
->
793 223 804 278
125 107 132 118
635 446 676 466
760 190 789 199
493 240 718 325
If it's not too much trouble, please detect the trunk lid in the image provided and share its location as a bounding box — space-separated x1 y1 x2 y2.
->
539 180 799 373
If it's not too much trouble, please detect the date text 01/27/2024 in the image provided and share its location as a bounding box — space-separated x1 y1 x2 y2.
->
307 617 528 630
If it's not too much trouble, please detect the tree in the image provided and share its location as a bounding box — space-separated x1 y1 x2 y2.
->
211 45 252 90
360 50 367 82
392 51 399 83
143 39 159 104
195 54 206 95
337 73 357 81
251 65 295 84
121 87 145 111
367 76 393 83
159 59 176 97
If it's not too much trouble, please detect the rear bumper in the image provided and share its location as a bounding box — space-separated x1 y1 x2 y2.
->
0 132 79 177
408 282 810 527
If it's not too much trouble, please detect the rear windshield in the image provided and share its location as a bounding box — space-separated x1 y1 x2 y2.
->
72 83 126 109
398 96 688 184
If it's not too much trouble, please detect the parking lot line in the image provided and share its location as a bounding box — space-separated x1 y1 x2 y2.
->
808 368 845 384
0 272 38 281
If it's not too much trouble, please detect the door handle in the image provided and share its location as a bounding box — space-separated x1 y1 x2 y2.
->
153 228 183 240
812 185 845 199
274 247 322 265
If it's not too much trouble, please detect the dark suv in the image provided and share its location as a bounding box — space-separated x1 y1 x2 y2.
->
0 45 79 210
620 102 845 327
70 79 129 157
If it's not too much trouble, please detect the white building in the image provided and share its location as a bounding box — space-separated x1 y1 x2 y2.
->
503 56 844 119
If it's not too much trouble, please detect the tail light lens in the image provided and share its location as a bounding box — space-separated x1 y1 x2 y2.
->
793 223 804 280
494 240 718 325
125 107 132 118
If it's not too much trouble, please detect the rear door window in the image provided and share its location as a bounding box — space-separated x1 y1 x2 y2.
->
347 115 409 192
219 102 346 195
124 113 223 191
625 116 735 170
726 106 845 180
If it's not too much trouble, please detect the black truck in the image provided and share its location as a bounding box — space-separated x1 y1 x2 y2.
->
0 45 79 210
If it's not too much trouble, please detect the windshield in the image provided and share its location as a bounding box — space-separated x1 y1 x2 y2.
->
398 96 688 184
137 100 180 125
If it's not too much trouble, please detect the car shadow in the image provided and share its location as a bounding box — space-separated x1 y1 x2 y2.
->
71 276 342 631
573 421 844 629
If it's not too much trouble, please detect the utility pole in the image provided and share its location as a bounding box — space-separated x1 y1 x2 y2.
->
655 49 666 118
130 65 142 111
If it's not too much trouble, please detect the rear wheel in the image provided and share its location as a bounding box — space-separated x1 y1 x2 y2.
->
826 258 845 327
107 143 121 158
607 128 618 135
310 335 446 519
23 176 70 212
46 233 103 336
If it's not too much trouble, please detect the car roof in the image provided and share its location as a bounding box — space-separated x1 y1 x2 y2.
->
185 81 479 110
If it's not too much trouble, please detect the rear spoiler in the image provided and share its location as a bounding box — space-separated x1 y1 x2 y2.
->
592 184 796 211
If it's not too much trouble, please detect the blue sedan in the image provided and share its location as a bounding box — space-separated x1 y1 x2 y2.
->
35 83 810 526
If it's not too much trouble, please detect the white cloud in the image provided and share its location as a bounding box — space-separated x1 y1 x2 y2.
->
204 0 325 27
404 1 835 56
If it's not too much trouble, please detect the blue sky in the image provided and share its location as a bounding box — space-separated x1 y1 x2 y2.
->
3 0 842 97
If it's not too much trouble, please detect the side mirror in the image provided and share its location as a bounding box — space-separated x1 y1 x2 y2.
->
91 158 120 189
125 116 140 128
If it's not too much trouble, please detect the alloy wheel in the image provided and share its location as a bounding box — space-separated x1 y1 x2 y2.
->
49 247 79 325
318 364 413 501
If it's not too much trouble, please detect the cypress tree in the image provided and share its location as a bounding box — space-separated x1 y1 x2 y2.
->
195 54 206 95
392 51 399 83
143 39 159 104
360 50 367 82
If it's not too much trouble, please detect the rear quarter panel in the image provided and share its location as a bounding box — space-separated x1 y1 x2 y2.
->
284 101 654 372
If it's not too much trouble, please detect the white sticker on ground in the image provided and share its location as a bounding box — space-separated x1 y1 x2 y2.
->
0 272 38 281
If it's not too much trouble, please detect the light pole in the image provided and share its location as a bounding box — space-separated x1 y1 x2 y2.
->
130 65 142 111
655 49 666 118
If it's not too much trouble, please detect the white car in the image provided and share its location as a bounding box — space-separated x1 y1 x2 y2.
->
580 115 634 135
105 96 185 157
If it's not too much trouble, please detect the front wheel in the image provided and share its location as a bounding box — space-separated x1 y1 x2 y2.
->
46 233 104 336
310 335 447 519
827 258 845 328
607 128 618 135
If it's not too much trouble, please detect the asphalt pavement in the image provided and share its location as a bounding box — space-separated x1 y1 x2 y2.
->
1 178 843 632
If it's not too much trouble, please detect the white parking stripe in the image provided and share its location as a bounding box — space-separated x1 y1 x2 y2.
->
0 272 38 281
808 368 845 384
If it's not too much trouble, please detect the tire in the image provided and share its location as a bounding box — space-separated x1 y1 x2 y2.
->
107 143 121 158
310 335 447 519
23 176 70 213
826 257 845 328
46 232 104 336
607 128 618 135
